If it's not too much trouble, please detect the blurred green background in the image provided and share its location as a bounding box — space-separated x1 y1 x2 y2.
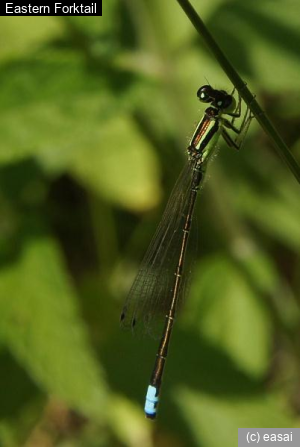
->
0 1 300 446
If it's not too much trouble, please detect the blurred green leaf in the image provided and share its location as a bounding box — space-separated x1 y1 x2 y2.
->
236 247 278 295
107 395 153 447
177 388 296 446
0 234 107 419
0 17 61 62
0 51 141 166
0 53 107 165
70 115 161 211
0 51 159 211
187 254 272 376
235 178 300 249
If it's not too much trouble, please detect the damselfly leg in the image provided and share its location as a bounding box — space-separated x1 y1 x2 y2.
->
220 90 254 150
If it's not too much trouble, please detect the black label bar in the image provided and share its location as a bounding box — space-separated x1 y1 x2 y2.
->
3 2 102 16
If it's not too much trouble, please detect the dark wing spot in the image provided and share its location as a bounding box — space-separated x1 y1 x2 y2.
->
120 307 127 322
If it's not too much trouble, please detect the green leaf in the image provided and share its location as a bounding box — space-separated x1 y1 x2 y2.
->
0 52 139 167
0 234 107 419
235 179 300 249
70 115 161 211
0 53 159 211
0 54 104 165
177 388 296 447
106 395 153 447
187 254 272 376
0 17 61 62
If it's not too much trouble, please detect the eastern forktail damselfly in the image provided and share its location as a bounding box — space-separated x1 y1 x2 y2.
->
121 85 253 419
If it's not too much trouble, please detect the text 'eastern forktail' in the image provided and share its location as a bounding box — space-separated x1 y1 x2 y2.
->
121 85 253 419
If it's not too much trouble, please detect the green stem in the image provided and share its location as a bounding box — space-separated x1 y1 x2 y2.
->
176 0 300 184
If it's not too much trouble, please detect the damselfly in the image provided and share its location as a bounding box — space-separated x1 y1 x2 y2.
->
120 85 253 419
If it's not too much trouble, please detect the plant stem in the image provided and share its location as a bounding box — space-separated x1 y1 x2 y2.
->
176 0 300 184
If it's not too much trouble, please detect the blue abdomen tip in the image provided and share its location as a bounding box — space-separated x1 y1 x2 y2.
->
144 385 159 418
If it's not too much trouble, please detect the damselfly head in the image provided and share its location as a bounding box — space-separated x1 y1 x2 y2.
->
197 85 234 111
197 85 215 103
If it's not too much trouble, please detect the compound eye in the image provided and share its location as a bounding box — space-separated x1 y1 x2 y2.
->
197 85 214 103
213 94 232 109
